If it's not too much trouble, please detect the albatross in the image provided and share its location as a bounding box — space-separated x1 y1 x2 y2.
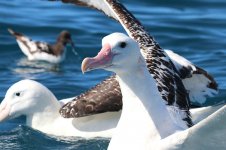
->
0 79 222 138
81 32 226 149
0 80 119 138
51 0 218 119
8 28 76 63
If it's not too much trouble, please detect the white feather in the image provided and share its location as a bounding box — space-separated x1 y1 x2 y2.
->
0 80 119 138
77 0 118 19
165 49 218 104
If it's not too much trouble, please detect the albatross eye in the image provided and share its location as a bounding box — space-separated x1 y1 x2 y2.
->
120 42 127 48
15 92 21 97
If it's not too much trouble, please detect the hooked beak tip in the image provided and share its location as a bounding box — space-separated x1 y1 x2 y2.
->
0 100 10 122
81 58 89 74
81 43 113 74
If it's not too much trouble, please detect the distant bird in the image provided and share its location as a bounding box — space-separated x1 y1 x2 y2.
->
8 28 76 63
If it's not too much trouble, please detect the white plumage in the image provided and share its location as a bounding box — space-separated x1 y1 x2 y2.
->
0 80 119 138
82 33 226 149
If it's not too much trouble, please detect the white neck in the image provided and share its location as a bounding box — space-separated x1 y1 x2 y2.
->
26 96 62 130
108 59 180 149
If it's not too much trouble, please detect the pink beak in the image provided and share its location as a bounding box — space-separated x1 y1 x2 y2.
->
81 43 113 73
0 99 10 122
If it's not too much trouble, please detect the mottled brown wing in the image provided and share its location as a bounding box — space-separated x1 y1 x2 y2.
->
59 75 122 118
35 41 56 55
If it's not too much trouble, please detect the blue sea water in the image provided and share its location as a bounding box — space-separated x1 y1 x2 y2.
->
0 0 226 149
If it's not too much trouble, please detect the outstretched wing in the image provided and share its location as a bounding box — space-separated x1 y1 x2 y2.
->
56 0 218 103
55 0 217 127
56 0 192 128
165 50 218 104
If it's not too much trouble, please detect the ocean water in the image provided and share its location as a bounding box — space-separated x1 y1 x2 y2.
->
0 0 226 149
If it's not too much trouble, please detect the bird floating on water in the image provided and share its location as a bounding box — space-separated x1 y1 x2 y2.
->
0 79 119 138
8 28 77 63
0 79 221 138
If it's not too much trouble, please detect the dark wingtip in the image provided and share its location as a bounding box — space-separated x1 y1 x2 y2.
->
8 28 23 38
194 66 218 91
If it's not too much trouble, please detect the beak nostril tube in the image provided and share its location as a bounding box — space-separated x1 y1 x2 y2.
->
81 43 113 73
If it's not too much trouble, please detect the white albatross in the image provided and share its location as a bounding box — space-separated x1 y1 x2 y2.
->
0 80 119 138
81 32 226 149
0 79 222 138
55 0 218 119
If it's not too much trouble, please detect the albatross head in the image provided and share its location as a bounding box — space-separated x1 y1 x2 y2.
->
0 80 58 122
81 32 141 74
